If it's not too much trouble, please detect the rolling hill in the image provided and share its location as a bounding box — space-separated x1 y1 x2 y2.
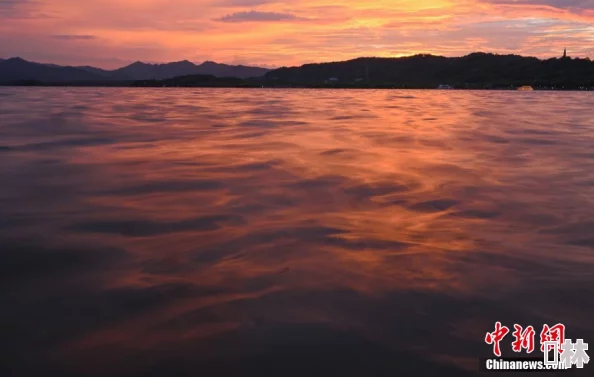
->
265 53 594 88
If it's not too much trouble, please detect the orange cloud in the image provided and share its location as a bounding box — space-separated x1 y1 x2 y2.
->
0 0 592 68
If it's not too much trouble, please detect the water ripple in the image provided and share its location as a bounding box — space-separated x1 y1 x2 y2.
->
1 88 593 377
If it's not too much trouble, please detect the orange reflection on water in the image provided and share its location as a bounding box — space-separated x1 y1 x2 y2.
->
1 88 594 376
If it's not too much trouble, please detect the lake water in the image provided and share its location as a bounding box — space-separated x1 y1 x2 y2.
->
1 88 593 376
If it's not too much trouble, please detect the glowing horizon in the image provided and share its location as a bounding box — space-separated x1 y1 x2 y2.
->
1 0 593 69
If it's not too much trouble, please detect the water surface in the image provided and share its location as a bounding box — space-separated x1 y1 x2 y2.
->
1 88 593 376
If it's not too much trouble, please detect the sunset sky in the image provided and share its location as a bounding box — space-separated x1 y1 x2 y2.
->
1 0 593 68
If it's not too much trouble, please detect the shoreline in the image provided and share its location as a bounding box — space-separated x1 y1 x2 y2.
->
1 84 592 91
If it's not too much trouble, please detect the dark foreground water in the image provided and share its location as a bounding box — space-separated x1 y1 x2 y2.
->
1 88 593 377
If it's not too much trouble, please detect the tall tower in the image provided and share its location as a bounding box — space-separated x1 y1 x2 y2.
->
563 48 567 59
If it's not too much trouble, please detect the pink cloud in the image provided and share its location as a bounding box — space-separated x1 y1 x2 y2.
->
0 0 592 68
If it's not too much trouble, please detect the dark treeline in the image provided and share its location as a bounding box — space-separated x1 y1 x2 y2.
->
3 75 260 88
4 79 133 87
265 53 594 89
131 75 259 87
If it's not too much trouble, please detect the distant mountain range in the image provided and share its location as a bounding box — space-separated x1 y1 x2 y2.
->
2 53 593 89
0 57 269 82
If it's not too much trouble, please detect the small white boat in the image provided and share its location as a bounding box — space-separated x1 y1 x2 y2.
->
438 84 454 89
517 86 534 91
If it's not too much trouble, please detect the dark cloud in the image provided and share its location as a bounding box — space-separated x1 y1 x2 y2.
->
0 0 47 19
0 0 19 6
70 214 246 237
51 34 97 40
215 10 306 23
216 0 276 6
485 0 594 13
0 0 25 14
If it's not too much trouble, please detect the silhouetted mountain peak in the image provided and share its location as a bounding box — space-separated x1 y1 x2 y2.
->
465 52 490 57
0 57 104 82
166 60 196 67
128 61 148 67
7 57 28 63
